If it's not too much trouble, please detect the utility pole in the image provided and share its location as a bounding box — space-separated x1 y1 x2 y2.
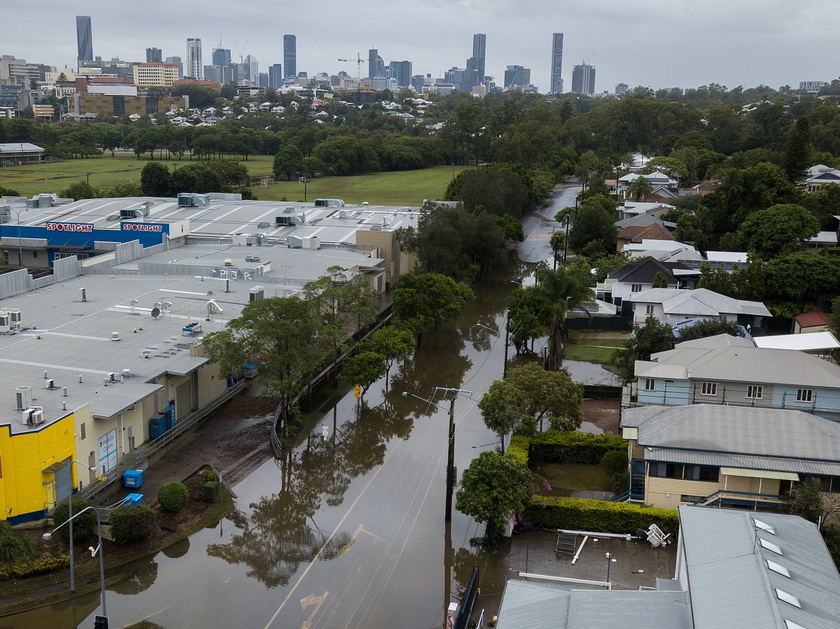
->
435 387 471 521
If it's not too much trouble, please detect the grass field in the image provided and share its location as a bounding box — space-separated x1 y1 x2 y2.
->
529 462 613 497
0 154 468 206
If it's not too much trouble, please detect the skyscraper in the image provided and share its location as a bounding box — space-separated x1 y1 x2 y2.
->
550 33 564 94
76 16 93 69
146 47 162 63
504 65 530 91
471 34 486 83
388 61 412 89
368 49 386 79
212 48 231 68
571 62 596 94
269 64 283 89
186 38 203 79
283 35 296 78
244 55 258 83
165 56 183 79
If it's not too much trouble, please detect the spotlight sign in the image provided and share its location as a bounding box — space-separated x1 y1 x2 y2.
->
46 222 93 232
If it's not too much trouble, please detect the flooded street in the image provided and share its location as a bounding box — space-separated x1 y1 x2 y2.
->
8 187 582 629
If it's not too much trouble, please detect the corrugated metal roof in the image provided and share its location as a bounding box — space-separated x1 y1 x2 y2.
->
631 288 771 318
495 580 570 629
679 507 840 629
624 405 840 476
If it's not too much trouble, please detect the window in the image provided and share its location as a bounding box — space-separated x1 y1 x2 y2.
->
80 423 86 440
800 475 840 493
796 388 812 402
649 463 719 482
644 378 655 391
775 589 801 609
631 284 642 292
680 494 705 503
746 385 763 399
700 382 717 396
759 538 783 555
645 304 654 315
766 559 790 578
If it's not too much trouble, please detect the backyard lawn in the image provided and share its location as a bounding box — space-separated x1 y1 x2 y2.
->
529 462 614 497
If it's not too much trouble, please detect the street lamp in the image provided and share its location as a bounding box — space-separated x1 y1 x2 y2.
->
66 460 96 592
402 386 471 521
43 505 107 621
11 207 28 268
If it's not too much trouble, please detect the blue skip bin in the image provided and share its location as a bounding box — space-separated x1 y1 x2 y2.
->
124 493 144 506
123 469 143 488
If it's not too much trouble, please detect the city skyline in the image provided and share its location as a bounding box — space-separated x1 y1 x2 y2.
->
6 2 840 93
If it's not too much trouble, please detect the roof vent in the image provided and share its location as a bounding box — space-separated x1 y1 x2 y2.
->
111 331 120 341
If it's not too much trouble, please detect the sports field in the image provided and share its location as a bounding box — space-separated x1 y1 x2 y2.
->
0 154 469 206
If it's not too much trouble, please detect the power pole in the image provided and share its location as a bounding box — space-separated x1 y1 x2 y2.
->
435 387 471 521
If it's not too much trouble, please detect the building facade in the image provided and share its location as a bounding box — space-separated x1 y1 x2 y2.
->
388 61 412 89
76 16 93 69
185 38 203 79
503 65 530 90
571 62 596 94
550 33 564 94
369 49 386 79
470 33 486 83
283 35 296 78
146 47 162 63
133 63 179 87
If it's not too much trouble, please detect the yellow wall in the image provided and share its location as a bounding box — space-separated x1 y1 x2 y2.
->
0 413 76 524
645 471 784 510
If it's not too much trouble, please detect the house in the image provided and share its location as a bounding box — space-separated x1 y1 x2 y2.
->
616 222 675 252
614 212 676 233
631 334 840 419
704 250 748 270
621 240 705 267
596 257 690 316
617 201 675 221
629 287 770 328
621 404 840 510
617 170 679 201
494 507 840 629
804 164 840 193
793 310 831 334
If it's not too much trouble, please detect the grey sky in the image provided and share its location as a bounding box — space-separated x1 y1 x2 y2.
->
5 1 839 93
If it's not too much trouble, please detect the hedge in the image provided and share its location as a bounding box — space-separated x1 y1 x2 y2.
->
0 555 71 581
528 430 627 464
158 481 189 513
505 435 530 466
110 504 158 544
524 495 679 537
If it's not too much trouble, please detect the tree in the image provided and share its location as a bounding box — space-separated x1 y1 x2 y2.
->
392 273 475 339
507 287 553 354
612 316 675 381
567 194 618 256
337 352 387 399
533 263 596 370
737 203 819 260
140 161 173 197
360 326 416 385
764 251 840 314
478 363 583 451
677 319 744 342
455 450 539 547
627 175 653 201
785 478 824 523
60 180 97 201
273 144 304 181
782 117 812 182
651 272 668 288
446 165 530 217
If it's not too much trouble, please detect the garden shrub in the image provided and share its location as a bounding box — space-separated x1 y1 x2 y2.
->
529 430 627 464
203 481 220 503
201 468 218 483
600 449 630 492
110 504 158 545
53 499 96 542
505 435 530 466
524 495 679 536
0 521 36 563
0 555 70 580
158 481 189 513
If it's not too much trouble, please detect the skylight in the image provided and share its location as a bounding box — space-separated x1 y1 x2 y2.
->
775 589 801 609
754 518 776 534
784 621 807 629
766 559 790 578
760 538 783 555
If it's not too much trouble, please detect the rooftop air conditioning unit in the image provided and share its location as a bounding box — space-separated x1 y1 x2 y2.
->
0 312 11 333
8 308 21 329
15 385 32 410
106 372 116 382
21 407 44 426
249 286 265 302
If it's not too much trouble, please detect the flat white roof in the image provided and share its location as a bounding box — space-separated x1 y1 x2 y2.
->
753 331 840 351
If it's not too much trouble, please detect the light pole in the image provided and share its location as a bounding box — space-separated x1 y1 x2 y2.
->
66 460 96 592
605 552 613 586
402 386 471 521
11 207 28 268
43 505 107 620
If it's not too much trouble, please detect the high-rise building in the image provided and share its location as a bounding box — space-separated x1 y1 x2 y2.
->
244 55 258 82
165 56 183 79
550 33 564 94
388 61 412 89
146 47 162 63
571 62 596 94
186 38 203 79
212 48 231 68
615 83 629 95
503 65 530 91
445 67 479 93
368 49 385 79
76 16 93 69
269 64 283 89
283 35 296 78
471 34 486 83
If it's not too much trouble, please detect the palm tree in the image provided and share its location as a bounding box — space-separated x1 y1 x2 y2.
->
534 264 596 370
627 175 653 201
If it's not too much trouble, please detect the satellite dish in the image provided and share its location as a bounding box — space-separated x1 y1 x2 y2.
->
151 307 161 319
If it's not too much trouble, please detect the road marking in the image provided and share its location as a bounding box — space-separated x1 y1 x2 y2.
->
262 460 390 629
300 591 329 629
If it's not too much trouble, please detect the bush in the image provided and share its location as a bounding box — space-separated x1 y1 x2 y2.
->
158 481 189 513
110 505 158 545
0 555 70 581
524 495 679 536
600 450 630 492
0 521 36 563
203 481 220 503
529 431 628 464
53 499 96 543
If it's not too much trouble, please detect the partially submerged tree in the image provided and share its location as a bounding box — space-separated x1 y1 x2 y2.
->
392 273 475 342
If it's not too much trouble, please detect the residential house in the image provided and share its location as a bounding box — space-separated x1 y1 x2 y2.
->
493 506 840 629
631 334 840 419
629 288 770 329
622 239 705 267
793 310 831 334
804 164 840 193
621 404 840 510
617 170 679 201
616 222 675 252
596 257 690 317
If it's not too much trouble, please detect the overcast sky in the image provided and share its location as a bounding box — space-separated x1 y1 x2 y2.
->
5 1 839 93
